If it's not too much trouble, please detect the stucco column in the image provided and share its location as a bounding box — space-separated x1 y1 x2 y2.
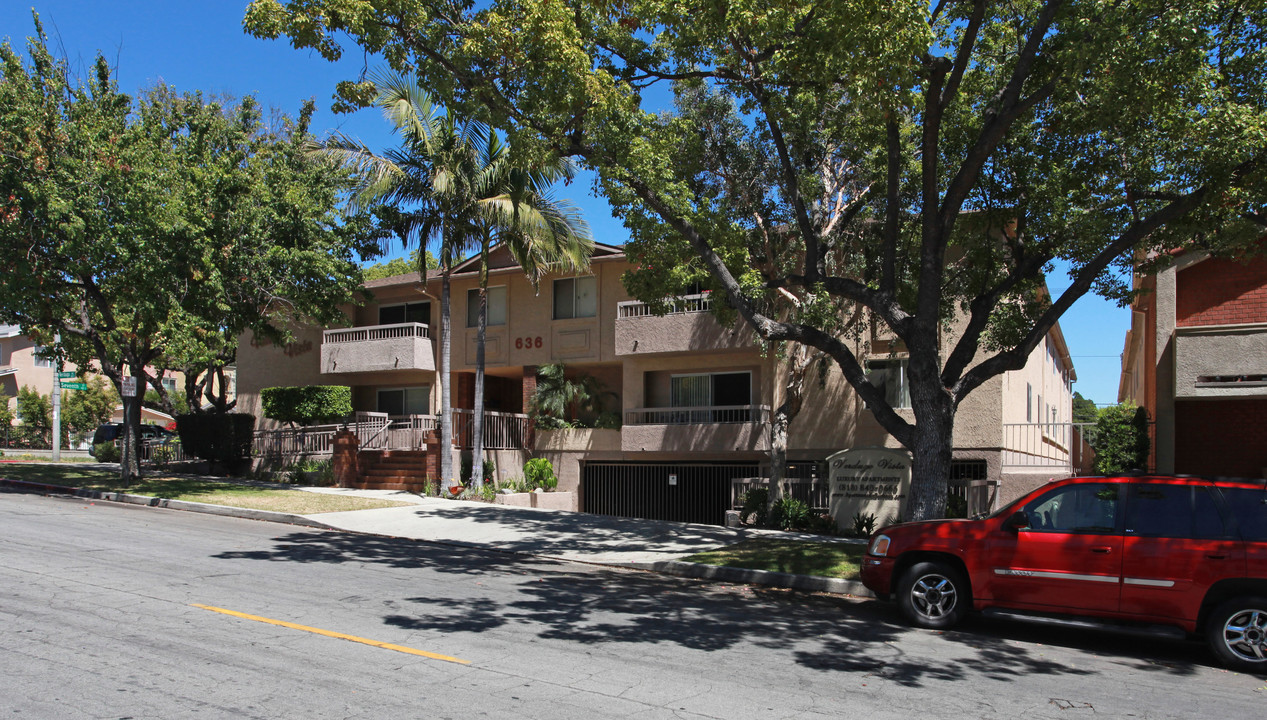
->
522 365 538 448
1154 264 1178 473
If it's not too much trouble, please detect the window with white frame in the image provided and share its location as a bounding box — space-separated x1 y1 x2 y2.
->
553 276 597 319
379 301 431 326
866 359 911 409
32 345 53 368
376 386 431 416
466 286 507 328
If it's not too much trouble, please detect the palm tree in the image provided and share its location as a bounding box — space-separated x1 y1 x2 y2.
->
318 71 592 489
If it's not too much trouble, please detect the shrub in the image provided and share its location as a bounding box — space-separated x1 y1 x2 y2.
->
851 512 878 537
770 496 811 531
739 487 769 526
498 476 526 493
460 452 496 484
93 442 120 463
523 457 558 491
260 386 352 426
176 413 256 472
1091 404 1150 474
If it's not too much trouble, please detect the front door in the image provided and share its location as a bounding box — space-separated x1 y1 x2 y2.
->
983 481 1124 613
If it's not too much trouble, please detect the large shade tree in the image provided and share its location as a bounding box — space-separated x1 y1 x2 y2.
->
322 72 591 488
247 0 1266 519
0 17 382 478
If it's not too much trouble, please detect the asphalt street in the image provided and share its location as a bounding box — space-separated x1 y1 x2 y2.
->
2 490 1264 719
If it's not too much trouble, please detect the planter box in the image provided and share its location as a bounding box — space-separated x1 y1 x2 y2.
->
493 490 575 511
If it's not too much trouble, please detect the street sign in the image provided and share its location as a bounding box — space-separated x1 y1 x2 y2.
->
60 382 87 391
121 377 137 397
56 371 77 379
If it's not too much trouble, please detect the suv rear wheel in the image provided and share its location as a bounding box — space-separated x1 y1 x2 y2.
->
1207 597 1267 672
896 561 970 629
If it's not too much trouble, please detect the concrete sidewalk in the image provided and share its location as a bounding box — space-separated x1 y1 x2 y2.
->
1 478 871 596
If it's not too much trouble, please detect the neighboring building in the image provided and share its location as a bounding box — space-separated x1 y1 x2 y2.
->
1119 249 1267 478
237 243 1078 523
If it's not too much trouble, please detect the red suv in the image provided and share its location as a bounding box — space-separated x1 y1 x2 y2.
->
861 475 1267 671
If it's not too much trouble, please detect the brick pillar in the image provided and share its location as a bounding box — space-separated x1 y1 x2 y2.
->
522 365 538 448
331 429 360 488
456 373 475 409
424 428 441 487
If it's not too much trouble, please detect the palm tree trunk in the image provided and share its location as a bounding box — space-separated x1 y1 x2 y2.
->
439 271 454 486
470 248 488 489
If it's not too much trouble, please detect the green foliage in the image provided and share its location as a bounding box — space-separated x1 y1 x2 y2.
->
522 457 558 491
15 385 51 445
260 386 352 426
92 442 120 463
528 364 617 430
246 0 1267 521
1092 404 1152 474
61 375 117 442
144 388 188 418
460 452 496 484
739 487 769 527
175 413 256 471
0 394 13 431
0 15 385 478
770 496 812 532
1072 392 1099 425
284 458 335 486
851 512 879 537
362 249 438 281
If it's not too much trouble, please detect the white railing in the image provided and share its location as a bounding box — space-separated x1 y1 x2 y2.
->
617 293 713 318
353 411 392 449
385 414 438 449
253 422 342 457
1002 422 1097 473
452 409 531 450
323 322 430 344
625 404 771 425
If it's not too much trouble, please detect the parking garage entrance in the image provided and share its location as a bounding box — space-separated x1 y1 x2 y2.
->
581 462 762 526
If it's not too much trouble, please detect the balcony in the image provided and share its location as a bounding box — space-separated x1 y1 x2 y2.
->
614 294 758 356
1174 323 1267 399
321 322 435 375
621 404 771 453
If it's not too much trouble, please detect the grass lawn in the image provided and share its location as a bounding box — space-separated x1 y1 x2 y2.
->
0 462 412 514
681 538 865 580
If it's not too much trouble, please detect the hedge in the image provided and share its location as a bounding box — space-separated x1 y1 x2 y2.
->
260 385 352 426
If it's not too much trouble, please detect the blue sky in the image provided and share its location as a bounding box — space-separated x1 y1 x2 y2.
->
0 2 1130 406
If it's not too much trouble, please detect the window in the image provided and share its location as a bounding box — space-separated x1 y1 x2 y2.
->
553 276 597 319
376 386 431 416
161 377 177 393
379 301 430 326
1127 483 1226 539
669 371 752 422
33 345 53 368
866 359 910 409
1218 487 1267 541
1025 482 1120 534
466 286 507 328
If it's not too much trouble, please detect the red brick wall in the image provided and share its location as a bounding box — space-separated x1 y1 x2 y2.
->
1176 256 1267 327
1174 399 1267 478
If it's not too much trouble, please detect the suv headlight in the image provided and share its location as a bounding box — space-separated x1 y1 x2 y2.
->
868 534 891 557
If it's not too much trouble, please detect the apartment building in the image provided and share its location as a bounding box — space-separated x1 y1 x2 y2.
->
236 243 1077 524
1119 249 1267 478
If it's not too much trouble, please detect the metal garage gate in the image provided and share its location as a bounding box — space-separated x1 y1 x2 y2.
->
582 462 761 526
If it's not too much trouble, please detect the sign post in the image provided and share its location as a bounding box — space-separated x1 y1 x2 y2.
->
120 376 138 482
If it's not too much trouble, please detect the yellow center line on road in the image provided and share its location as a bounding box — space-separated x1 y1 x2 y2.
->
190 603 470 665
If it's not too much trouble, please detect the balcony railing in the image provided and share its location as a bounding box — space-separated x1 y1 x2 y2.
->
625 404 771 425
452 409 531 450
1002 422 1100 474
617 293 712 318
323 322 429 343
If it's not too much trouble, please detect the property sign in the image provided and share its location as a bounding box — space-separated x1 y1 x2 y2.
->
121 377 138 397
60 381 87 391
827 447 913 530
668 473 678 486
56 371 77 379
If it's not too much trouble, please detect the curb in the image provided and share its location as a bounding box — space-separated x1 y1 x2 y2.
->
2 476 872 598
0 477 338 531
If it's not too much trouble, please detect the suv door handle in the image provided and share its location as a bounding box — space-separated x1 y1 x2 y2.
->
1206 554 1227 560
1090 546 1113 554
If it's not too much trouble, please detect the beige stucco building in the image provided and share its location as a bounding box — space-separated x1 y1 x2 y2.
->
236 243 1077 524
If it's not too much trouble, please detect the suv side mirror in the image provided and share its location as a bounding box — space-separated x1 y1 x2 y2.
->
1004 510 1031 532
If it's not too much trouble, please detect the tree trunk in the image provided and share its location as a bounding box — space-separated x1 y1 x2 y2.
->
905 399 954 522
119 366 145 483
769 408 790 511
438 272 454 486
470 261 488 489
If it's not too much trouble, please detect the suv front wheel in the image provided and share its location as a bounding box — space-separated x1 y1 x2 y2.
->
1207 597 1267 672
896 561 970 629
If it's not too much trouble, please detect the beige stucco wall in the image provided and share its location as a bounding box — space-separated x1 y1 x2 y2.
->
235 326 328 429
614 310 759 356
1173 324 1267 399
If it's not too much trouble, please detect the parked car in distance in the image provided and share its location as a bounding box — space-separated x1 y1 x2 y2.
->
862 474 1267 672
89 422 176 457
